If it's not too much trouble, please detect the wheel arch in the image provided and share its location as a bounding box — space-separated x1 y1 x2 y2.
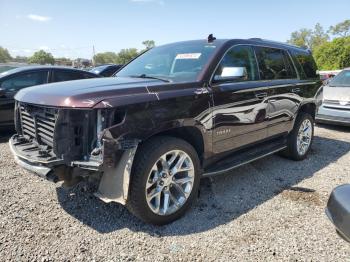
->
141 126 206 165
298 101 316 120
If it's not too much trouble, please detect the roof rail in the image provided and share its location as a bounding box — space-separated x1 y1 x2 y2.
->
248 38 310 50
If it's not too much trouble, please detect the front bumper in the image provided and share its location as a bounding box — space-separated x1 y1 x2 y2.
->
9 134 139 205
316 105 350 126
9 135 102 177
9 135 62 178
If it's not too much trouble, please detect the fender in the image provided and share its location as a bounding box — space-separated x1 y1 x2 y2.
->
95 86 212 205
297 98 317 118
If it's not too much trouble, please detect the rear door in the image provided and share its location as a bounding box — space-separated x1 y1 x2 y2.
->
0 70 49 126
210 45 270 154
254 46 301 137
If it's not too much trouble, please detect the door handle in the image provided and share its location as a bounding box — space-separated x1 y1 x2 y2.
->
292 87 301 93
255 92 267 99
194 87 209 95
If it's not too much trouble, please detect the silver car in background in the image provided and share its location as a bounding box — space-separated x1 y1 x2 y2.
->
316 68 350 126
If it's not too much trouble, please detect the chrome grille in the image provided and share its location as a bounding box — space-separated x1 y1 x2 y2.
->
19 103 58 147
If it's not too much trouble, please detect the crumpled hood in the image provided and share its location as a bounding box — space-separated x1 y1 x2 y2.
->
323 85 350 103
15 77 163 108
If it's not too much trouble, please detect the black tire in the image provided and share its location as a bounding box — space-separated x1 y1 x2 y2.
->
281 112 314 161
126 136 200 225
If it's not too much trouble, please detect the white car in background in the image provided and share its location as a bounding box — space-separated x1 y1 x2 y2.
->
316 68 350 126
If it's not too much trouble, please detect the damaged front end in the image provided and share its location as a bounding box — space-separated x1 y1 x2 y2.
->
9 101 139 205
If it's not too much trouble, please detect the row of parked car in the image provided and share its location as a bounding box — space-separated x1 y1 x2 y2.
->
0 63 123 129
1 36 350 237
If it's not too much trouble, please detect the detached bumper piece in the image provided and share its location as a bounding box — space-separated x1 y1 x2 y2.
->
9 135 63 178
326 184 350 242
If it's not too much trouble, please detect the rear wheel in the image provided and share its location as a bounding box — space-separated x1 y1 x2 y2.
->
282 112 314 161
127 136 200 225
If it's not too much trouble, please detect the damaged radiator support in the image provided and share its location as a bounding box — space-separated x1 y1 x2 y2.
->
14 102 141 205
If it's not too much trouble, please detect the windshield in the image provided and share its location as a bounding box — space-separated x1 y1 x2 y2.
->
329 70 350 87
116 42 218 83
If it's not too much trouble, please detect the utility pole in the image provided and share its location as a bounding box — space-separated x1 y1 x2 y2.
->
92 45 96 66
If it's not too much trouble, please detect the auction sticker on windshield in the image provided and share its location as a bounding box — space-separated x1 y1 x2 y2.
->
175 53 202 59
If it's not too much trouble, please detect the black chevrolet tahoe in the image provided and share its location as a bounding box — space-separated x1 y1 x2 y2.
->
9 37 321 224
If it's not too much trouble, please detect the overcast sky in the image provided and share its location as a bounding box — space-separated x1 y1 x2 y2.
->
1 0 349 59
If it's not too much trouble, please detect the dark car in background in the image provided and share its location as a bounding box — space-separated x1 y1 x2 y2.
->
90 64 123 77
9 38 321 224
0 66 99 129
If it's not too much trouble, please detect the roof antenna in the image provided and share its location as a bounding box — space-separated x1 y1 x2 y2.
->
207 34 216 43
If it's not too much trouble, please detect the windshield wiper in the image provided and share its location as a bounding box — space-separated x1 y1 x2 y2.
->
129 74 171 83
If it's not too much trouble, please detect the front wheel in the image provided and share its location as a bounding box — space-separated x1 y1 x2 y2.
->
282 112 314 161
127 136 200 225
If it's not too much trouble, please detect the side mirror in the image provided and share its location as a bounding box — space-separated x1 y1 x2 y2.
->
213 67 248 83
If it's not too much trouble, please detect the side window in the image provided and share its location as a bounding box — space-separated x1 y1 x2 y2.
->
214 45 259 82
0 71 48 91
282 51 297 79
290 50 318 79
53 70 85 82
255 47 297 80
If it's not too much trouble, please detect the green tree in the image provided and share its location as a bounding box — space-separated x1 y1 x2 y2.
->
28 50 55 65
142 40 155 50
288 23 329 50
329 20 350 37
310 23 329 49
314 37 350 70
115 48 139 64
288 28 312 49
0 46 12 63
94 41 153 65
93 52 118 65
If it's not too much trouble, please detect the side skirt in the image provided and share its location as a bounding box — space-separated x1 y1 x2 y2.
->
203 138 287 177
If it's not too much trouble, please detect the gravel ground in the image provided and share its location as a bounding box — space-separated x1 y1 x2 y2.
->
0 124 350 261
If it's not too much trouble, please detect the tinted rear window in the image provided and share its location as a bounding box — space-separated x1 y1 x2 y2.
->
254 47 297 80
290 50 318 79
53 70 95 82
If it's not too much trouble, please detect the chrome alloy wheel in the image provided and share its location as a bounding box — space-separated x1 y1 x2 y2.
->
297 119 312 156
145 150 195 216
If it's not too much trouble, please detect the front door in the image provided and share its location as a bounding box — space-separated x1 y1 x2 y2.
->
210 45 269 154
0 89 16 127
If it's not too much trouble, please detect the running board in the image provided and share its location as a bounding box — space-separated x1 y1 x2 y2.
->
203 139 287 177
